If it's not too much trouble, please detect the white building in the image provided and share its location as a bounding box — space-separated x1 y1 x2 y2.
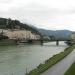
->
1 29 41 40
30 33 41 40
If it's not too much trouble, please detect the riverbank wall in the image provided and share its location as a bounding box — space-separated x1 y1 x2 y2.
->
0 39 17 45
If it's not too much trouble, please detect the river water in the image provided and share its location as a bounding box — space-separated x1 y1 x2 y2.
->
0 42 67 75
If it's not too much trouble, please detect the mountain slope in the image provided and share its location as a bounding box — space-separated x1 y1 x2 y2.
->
38 29 72 40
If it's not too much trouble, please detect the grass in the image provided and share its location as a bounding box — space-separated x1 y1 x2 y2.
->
64 62 75 75
27 45 75 75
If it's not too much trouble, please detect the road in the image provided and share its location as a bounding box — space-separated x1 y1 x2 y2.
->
41 49 75 75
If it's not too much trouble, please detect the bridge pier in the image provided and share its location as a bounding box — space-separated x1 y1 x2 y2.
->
28 40 33 44
40 40 43 45
56 40 59 46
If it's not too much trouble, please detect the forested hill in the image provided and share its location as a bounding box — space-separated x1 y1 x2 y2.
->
0 17 39 34
38 29 72 40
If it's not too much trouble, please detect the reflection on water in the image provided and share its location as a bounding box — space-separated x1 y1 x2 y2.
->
0 42 67 75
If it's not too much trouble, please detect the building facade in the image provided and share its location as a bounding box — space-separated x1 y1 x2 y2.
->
1 29 41 40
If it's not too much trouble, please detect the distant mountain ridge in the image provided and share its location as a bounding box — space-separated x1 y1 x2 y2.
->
38 29 72 40
27 25 72 40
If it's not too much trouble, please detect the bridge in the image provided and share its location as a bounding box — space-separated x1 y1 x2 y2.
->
16 38 71 46
14 33 72 46
40 40 71 46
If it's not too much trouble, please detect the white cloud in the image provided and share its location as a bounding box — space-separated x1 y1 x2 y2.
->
0 0 13 3
0 0 75 31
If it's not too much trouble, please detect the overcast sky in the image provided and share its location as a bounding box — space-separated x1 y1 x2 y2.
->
0 0 75 31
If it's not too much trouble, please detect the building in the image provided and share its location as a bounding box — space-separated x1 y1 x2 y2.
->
2 29 41 40
71 32 75 41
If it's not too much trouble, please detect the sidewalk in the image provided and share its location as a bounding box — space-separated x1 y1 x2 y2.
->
41 49 75 75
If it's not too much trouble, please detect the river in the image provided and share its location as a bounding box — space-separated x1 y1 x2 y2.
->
0 42 67 75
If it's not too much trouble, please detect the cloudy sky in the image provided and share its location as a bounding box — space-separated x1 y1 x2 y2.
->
0 0 75 31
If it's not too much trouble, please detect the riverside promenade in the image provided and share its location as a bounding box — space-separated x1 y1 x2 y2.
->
41 49 75 75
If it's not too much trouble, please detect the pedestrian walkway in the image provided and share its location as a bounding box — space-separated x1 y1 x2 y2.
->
41 49 75 75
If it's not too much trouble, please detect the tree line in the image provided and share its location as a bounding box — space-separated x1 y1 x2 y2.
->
0 17 40 34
